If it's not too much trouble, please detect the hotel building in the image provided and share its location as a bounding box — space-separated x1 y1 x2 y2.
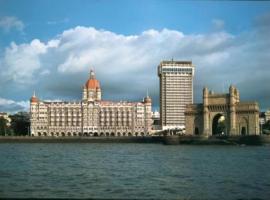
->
30 70 152 137
158 60 195 130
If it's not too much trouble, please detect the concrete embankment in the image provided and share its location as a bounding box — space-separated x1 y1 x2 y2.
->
0 135 270 145
163 135 270 145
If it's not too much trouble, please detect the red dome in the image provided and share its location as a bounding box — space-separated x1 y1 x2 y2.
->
85 79 100 89
85 69 100 89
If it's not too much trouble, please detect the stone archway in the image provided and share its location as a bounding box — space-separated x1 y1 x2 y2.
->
212 114 227 136
239 117 248 136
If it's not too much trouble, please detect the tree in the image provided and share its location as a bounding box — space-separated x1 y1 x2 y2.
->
10 112 30 136
263 120 270 135
0 117 8 136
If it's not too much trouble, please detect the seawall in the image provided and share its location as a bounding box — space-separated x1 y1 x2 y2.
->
0 136 163 144
163 135 270 145
0 135 270 145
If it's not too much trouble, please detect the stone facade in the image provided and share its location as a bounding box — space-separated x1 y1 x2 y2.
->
185 86 260 136
30 70 152 137
158 60 195 130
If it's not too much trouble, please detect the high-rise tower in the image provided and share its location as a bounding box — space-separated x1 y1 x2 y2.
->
158 60 195 130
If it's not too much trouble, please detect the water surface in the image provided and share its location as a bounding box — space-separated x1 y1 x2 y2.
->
0 143 269 199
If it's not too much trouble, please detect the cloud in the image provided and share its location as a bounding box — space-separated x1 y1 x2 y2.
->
0 12 270 112
0 39 48 85
47 18 69 25
0 98 29 113
212 19 225 30
0 16 24 32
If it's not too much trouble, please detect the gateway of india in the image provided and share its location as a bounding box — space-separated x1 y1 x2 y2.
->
185 86 260 136
30 70 152 137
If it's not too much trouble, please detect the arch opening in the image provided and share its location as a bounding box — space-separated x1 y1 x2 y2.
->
212 114 227 136
241 127 246 136
195 127 199 135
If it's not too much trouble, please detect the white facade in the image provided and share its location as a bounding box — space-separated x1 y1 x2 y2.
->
158 60 195 130
30 70 152 137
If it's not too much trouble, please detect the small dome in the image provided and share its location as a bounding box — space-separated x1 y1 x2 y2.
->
30 96 39 103
144 96 152 103
30 91 38 103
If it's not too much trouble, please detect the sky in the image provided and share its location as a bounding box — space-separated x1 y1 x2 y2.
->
0 0 270 113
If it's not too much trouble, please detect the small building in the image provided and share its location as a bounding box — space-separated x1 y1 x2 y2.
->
185 86 260 136
0 112 11 127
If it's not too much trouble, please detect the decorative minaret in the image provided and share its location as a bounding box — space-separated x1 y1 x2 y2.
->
203 87 210 136
30 91 39 136
83 69 101 102
82 85 87 101
143 91 152 135
229 85 237 135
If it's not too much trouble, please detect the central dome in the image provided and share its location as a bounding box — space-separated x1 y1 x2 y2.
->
85 70 100 89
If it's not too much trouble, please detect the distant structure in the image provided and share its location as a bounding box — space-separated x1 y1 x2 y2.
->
151 111 160 131
265 109 270 123
259 112 266 134
30 70 152 137
185 86 260 136
0 112 11 127
158 60 195 130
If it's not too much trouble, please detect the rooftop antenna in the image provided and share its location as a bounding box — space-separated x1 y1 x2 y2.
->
146 89 149 97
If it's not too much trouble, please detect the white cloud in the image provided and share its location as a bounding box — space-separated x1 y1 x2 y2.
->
0 13 270 110
0 16 24 32
40 69 50 76
0 39 48 84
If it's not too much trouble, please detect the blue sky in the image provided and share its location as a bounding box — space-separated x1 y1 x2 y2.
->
1 0 269 44
0 0 270 112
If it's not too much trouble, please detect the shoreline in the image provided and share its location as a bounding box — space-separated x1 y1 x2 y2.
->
0 135 270 145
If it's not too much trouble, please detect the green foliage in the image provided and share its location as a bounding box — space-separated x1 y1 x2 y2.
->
0 117 8 136
10 112 30 136
262 120 270 135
